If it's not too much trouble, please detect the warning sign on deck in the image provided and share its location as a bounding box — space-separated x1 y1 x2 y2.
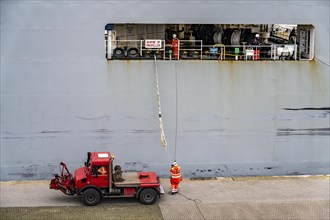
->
145 40 162 49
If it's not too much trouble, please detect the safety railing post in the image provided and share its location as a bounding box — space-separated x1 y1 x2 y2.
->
178 41 180 60
200 41 203 60
162 40 165 60
224 46 226 60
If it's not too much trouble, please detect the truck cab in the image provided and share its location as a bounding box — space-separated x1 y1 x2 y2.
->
50 151 164 206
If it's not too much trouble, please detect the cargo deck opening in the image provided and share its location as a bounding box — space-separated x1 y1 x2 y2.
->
105 23 315 61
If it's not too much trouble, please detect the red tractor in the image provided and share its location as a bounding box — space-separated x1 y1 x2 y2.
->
50 151 164 206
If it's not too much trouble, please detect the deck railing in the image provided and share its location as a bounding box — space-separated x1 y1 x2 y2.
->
106 39 305 61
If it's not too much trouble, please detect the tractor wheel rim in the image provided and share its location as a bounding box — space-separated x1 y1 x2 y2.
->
144 193 152 201
87 195 95 202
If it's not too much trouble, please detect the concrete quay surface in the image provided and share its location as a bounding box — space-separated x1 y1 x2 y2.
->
0 175 329 220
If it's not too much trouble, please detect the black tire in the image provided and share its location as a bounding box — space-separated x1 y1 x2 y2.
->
113 48 125 59
231 29 241 45
82 188 101 206
127 47 140 59
180 50 188 59
139 188 158 205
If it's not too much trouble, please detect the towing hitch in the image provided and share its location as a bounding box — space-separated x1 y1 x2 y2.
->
50 162 75 195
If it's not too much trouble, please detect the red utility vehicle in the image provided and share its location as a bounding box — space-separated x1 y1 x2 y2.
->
50 151 164 206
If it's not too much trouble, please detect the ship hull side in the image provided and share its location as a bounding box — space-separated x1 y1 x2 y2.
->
1 0 329 180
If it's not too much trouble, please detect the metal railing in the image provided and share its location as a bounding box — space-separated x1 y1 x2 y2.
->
176 40 203 60
106 39 306 61
108 40 166 59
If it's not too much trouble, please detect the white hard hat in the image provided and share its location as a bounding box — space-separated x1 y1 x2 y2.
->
172 161 178 166
173 34 177 38
255 34 260 38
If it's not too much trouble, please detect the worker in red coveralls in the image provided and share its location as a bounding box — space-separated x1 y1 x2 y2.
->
171 34 179 60
170 161 182 194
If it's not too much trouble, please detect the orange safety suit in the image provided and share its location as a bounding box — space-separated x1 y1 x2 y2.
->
172 38 180 60
97 166 107 175
170 164 182 193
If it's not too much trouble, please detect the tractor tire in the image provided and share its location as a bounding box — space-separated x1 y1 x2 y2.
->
139 188 158 205
82 188 101 206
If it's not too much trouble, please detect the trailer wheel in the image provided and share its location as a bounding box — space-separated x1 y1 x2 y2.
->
113 48 125 59
127 48 140 59
82 188 101 206
139 188 157 205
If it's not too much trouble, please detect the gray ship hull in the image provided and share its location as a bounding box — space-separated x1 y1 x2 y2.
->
1 0 329 181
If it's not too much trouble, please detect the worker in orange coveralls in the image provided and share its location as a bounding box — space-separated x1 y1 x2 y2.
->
170 161 182 194
171 34 180 60
97 166 107 175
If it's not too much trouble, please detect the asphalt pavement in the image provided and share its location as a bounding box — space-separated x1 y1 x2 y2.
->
1 176 329 220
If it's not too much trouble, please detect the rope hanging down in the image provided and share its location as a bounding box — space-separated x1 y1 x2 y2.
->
154 55 172 163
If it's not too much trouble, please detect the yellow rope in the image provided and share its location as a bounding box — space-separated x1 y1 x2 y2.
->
154 55 172 163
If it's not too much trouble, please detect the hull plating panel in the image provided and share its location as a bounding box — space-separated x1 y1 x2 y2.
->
1 61 329 180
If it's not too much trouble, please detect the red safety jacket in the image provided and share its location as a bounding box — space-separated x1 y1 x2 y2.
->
172 38 179 59
172 38 179 47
